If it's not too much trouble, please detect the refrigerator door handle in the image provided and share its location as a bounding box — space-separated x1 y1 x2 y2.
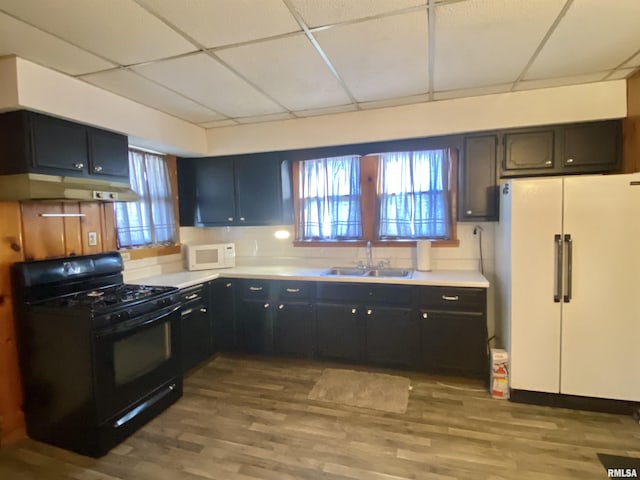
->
554 234 563 303
564 234 573 303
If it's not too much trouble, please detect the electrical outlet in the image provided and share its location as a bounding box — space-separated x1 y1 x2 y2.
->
87 231 98 246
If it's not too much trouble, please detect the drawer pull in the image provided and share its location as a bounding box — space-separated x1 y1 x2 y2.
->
263 303 270 309
225 282 232 288
181 308 194 316
200 307 207 313
442 295 459 301
351 308 357 314
286 288 300 293
74 162 84 169
278 304 284 309
367 309 373 315
249 286 263 291
185 293 198 300
422 312 428 319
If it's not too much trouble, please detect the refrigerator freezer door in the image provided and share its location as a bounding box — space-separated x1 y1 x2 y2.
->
560 173 640 401
508 177 563 393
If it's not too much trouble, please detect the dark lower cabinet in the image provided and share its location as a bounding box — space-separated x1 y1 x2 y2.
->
420 310 487 376
364 306 417 367
237 299 273 354
316 303 362 362
181 303 211 373
274 303 315 357
210 279 236 352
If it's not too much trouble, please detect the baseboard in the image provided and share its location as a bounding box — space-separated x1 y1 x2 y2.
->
510 389 640 415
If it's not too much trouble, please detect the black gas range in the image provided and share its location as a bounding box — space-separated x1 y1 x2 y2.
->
13 252 183 457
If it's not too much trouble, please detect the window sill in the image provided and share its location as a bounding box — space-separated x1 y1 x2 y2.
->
119 244 181 260
292 239 459 248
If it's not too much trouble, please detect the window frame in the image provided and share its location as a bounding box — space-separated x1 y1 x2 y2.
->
114 151 181 260
292 149 459 247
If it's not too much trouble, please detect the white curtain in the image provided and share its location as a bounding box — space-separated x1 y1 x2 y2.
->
298 155 362 240
115 150 176 247
378 149 451 239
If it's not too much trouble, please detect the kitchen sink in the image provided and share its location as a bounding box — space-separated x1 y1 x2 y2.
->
366 268 412 278
324 266 413 278
324 266 367 276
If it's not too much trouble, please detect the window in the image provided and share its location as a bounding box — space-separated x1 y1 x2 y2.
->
294 148 456 244
115 149 177 248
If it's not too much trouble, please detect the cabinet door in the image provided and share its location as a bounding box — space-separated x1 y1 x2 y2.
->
316 303 362 362
502 129 556 173
237 299 273 354
210 279 236 352
459 135 498 221
31 112 88 175
181 303 211 373
274 303 315 358
562 121 620 171
235 153 283 225
87 128 129 180
364 306 416 367
421 310 487 377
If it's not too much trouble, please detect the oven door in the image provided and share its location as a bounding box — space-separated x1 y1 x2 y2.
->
93 303 180 423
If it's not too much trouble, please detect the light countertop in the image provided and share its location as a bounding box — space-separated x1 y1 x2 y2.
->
129 265 489 290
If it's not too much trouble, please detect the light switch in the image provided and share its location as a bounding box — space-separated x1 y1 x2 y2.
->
88 231 98 246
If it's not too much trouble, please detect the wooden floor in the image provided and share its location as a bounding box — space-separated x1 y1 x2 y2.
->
1 354 639 479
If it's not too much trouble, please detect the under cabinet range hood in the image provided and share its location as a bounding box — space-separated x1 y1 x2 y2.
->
0 173 139 202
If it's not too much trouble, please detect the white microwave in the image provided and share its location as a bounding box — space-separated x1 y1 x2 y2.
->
183 243 236 271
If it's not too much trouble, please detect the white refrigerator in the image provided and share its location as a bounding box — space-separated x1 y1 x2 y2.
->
496 173 640 401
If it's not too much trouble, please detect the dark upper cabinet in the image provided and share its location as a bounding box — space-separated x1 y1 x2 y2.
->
0 110 129 182
177 153 286 227
501 120 621 177
458 134 498 222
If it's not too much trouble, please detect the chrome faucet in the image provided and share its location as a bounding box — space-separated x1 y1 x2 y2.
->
366 240 373 268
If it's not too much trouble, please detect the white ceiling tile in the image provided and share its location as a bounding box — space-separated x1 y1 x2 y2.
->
433 83 512 101
622 51 640 68
434 0 566 91
360 93 431 110
136 0 300 48
132 53 286 118
80 69 224 123
0 0 196 65
314 11 428 102
514 73 607 91
294 104 358 117
216 34 352 111
235 113 296 124
526 0 640 79
0 12 115 75
200 119 239 128
288 0 427 27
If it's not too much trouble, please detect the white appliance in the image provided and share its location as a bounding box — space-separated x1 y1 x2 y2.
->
183 243 235 271
496 173 640 401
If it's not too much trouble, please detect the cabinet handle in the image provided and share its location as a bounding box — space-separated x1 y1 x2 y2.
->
441 295 459 301
225 282 232 288
286 288 300 293
185 293 198 300
94 165 103 172
367 309 373 315
200 308 207 313
566 158 574 164
544 160 552 165
466 210 472 215
228 217 233 221
182 308 194 316
249 286 263 291
351 308 357 314
240 217 245 221
422 312 428 319
74 163 84 169
263 303 270 308
278 304 284 309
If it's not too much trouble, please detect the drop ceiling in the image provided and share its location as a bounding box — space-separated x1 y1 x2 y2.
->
0 0 638 128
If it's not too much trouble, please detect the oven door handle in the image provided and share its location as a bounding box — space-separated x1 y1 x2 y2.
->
95 304 180 339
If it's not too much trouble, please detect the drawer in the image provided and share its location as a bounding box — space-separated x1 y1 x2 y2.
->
364 284 412 306
417 286 485 312
274 280 313 301
180 284 206 304
241 279 270 300
317 282 369 302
